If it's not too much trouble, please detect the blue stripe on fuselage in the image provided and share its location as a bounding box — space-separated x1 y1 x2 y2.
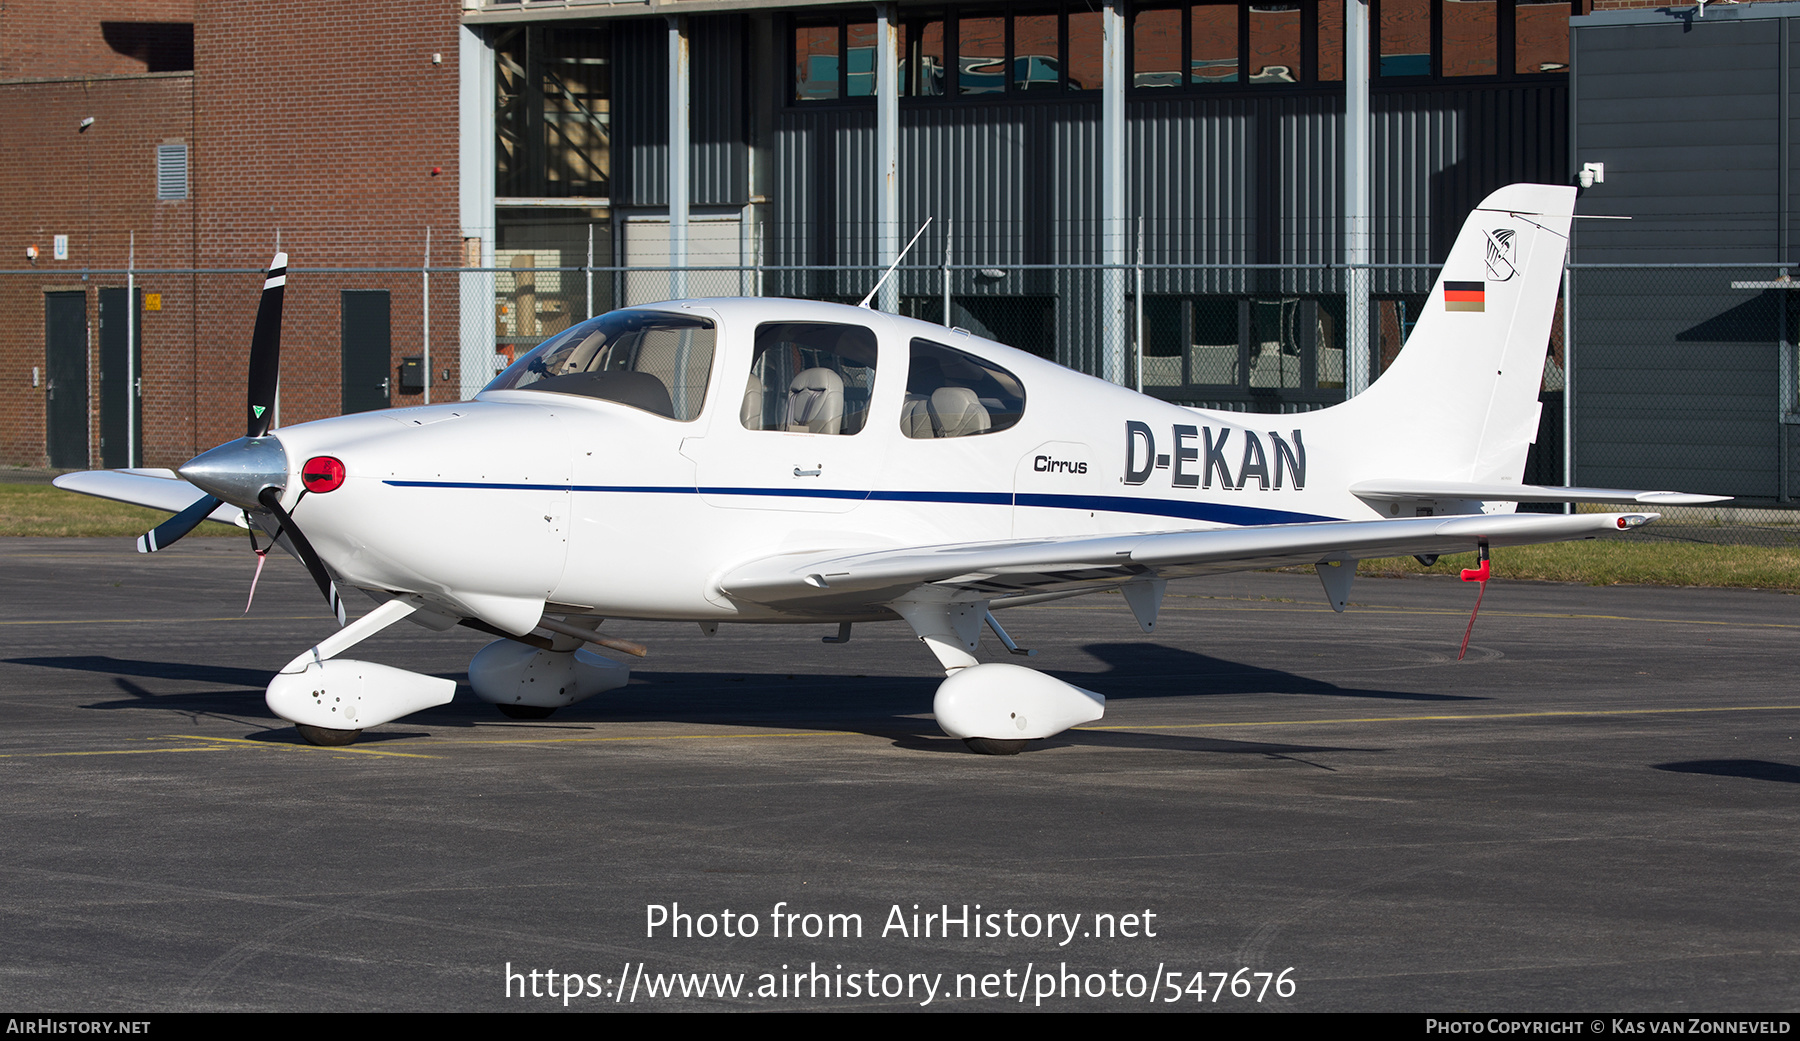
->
380 480 1336 526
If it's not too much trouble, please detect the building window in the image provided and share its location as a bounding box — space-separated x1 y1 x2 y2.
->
1378 0 1431 77
1442 0 1497 77
791 0 1571 107
795 4 1116 102
1371 0 1575 81
1191 3 1240 84
1133 7 1183 88
1142 295 1346 406
155 143 187 201
495 25 610 199
1514 0 1570 73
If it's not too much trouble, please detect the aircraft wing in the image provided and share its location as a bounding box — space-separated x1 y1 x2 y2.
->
1350 479 1729 506
51 469 249 527
716 510 1653 613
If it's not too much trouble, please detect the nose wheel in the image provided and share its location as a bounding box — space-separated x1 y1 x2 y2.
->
495 704 557 720
296 724 361 747
963 737 1028 756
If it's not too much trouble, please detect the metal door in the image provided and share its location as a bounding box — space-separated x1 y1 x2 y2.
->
44 291 88 469
98 287 141 468
341 290 391 414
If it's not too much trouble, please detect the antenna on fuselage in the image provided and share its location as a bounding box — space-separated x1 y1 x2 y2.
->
857 217 934 310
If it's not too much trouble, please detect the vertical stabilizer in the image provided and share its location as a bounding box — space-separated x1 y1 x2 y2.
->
1342 184 1574 485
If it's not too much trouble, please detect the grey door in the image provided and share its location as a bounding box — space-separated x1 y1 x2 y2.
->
44 291 88 469
98 287 141 468
341 290 391 414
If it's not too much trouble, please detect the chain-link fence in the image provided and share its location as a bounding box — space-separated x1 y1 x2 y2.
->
5 257 1797 544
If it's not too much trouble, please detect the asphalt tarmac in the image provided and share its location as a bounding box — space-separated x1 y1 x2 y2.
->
1 536 1796 1012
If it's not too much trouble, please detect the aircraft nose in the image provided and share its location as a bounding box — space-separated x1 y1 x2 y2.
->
177 436 289 509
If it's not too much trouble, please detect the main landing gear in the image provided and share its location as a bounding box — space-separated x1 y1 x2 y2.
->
890 596 1108 755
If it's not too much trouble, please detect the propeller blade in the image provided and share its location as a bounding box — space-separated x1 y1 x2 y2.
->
245 252 288 439
136 494 223 554
257 486 345 627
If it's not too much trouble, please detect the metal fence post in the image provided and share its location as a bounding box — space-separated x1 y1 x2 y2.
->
942 219 952 327
1781 267 1792 503
422 227 432 405
1561 263 1573 512
1134 216 1144 393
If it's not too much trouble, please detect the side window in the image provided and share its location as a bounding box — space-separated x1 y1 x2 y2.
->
742 322 879 435
484 311 714 421
902 338 1026 438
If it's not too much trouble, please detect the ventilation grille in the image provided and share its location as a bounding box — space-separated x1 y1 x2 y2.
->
156 143 188 200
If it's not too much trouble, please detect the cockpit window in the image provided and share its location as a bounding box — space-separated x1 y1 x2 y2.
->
484 311 715 421
901 338 1026 438
741 322 879 435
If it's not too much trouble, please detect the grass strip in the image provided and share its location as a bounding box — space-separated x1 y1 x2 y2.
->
1355 540 1800 591
0 483 236 538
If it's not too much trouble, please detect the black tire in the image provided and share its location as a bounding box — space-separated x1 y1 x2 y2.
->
964 737 1028 756
496 704 556 720
296 724 361 747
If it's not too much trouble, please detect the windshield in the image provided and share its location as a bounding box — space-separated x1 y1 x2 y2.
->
483 311 716 421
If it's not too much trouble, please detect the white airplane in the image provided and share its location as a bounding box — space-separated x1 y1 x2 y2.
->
55 183 1726 753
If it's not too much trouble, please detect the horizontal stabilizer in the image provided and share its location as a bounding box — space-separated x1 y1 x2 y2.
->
1349 479 1729 506
53 469 250 526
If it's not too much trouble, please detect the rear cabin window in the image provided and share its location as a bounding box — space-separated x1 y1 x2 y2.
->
901 338 1026 438
741 322 879 435
484 311 715 421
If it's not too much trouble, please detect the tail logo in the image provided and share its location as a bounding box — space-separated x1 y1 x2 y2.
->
1484 228 1518 281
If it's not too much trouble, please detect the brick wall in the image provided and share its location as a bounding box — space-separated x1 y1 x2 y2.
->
0 74 194 468
0 2 466 470
192 0 465 447
0 1 196 80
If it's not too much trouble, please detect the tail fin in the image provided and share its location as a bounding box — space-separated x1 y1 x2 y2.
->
1342 184 1574 485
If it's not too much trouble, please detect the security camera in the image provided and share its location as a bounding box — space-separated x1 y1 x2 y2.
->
1577 162 1605 190
78 117 95 132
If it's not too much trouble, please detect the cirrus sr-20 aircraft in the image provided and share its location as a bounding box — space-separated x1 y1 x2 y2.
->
55 183 1726 753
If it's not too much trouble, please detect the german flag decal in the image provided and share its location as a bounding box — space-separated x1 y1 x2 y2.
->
1445 280 1485 312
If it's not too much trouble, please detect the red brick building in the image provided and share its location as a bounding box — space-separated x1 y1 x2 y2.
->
1 0 464 470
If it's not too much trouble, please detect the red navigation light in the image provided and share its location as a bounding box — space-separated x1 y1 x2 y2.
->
302 456 346 493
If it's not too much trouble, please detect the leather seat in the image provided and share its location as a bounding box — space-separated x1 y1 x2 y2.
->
786 367 845 434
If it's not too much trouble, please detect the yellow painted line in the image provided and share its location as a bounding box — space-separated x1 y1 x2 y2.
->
0 735 441 760
0 615 325 627
1078 703 1800 732
165 734 441 759
0 729 888 760
408 730 854 748
0 745 230 759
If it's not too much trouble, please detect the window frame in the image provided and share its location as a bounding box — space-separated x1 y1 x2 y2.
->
787 0 1576 110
